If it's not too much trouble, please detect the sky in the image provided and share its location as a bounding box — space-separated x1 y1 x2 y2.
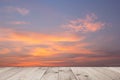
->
0 0 120 66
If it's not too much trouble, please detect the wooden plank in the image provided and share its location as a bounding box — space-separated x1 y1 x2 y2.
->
0 67 12 74
40 67 59 80
93 67 120 80
114 67 120 70
0 67 119 80
86 67 115 80
72 67 114 80
108 67 120 73
0 67 23 80
58 67 76 80
71 67 92 80
7 67 48 80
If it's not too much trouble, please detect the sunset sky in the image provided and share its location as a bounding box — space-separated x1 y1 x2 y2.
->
0 0 120 66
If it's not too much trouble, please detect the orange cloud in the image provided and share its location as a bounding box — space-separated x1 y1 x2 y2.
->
0 27 87 57
0 28 83 44
0 13 110 66
12 61 65 66
15 62 43 66
63 13 105 32
49 42 92 54
0 48 11 54
0 20 109 67
30 47 55 56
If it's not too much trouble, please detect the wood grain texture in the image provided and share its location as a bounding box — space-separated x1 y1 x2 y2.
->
59 67 76 80
6 67 48 80
71 67 92 80
0 67 119 80
40 67 58 80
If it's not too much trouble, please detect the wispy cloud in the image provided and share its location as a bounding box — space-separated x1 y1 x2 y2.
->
0 48 10 54
0 13 117 66
63 13 105 33
0 28 82 44
5 6 29 16
8 21 30 25
0 27 86 56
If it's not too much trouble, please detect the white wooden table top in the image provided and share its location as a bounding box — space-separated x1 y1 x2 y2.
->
0 67 120 80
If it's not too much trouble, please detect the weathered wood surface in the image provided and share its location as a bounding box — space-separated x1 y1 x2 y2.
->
0 67 119 80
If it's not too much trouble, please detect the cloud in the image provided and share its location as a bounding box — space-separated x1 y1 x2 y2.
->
1 24 117 66
5 6 29 16
0 48 10 54
0 50 119 66
0 28 83 44
15 7 29 16
0 27 86 57
0 14 117 66
63 13 105 32
8 21 30 25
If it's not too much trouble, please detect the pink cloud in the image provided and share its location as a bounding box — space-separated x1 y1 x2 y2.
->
9 21 30 25
63 13 105 32
15 7 29 16
5 6 29 16
0 48 10 54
